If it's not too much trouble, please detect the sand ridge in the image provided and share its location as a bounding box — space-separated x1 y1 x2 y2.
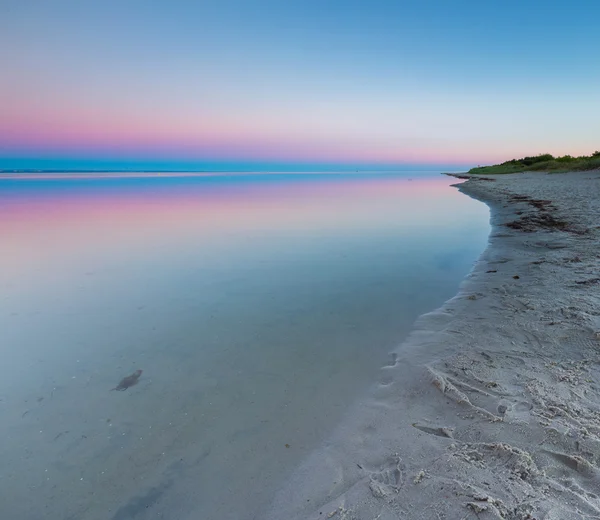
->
266 171 600 520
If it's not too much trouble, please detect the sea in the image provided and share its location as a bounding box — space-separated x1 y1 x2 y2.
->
0 171 489 519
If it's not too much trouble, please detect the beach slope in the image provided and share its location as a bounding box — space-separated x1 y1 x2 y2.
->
267 171 600 520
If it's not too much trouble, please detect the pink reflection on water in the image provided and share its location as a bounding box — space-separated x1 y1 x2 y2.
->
0 175 457 286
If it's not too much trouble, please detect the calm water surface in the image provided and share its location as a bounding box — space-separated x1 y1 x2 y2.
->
0 172 489 519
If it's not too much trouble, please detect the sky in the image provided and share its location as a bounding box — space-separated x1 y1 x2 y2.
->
1 0 599 171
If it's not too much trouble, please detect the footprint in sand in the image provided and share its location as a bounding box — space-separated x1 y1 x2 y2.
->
412 423 454 438
369 456 405 498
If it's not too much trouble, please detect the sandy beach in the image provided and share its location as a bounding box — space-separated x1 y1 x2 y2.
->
267 170 600 520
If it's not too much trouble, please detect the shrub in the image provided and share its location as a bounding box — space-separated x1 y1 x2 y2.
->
527 160 555 171
520 154 554 166
468 151 600 174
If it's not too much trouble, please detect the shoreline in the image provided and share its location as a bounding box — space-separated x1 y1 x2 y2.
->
266 171 600 519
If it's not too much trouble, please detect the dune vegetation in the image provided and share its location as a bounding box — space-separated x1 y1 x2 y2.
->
469 151 600 175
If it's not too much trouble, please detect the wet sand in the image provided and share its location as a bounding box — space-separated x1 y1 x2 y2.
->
266 171 600 519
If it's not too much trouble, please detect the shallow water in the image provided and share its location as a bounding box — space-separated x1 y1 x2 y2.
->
0 172 489 519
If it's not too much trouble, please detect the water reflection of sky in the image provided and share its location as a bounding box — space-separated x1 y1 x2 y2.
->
0 173 480 285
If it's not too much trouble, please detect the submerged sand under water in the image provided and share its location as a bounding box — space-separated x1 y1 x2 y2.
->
0 173 489 520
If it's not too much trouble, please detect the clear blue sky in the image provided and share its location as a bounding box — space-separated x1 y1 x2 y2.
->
1 0 599 170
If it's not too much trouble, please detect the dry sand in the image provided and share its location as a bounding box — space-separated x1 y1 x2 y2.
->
267 171 600 520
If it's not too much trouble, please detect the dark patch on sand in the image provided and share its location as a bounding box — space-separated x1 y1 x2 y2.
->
506 213 568 232
504 193 590 235
111 479 173 520
112 369 143 391
445 173 496 182
575 278 600 286
505 194 572 233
